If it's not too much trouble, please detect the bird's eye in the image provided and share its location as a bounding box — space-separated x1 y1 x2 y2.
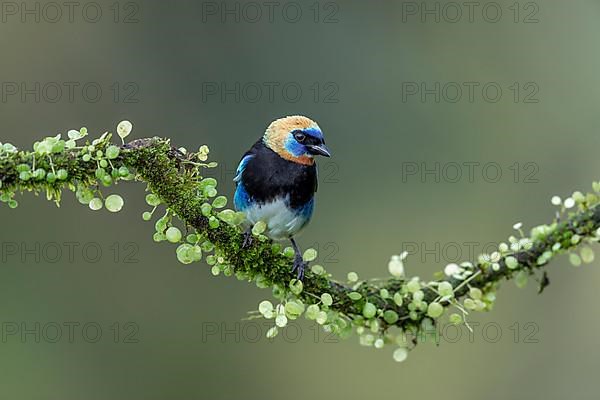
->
294 131 306 142
293 131 306 143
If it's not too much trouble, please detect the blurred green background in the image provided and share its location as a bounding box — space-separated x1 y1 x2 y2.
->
1 0 600 398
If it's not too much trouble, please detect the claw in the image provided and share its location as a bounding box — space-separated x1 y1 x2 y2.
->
242 230 253 249
291 257 307 281
289 237 307 280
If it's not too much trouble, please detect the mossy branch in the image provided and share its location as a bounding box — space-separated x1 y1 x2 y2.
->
1 128 599 361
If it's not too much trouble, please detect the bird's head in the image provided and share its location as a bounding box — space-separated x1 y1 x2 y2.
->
263 115 331 165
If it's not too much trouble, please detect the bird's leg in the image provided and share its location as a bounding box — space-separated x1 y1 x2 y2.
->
241 228 253 249
290 237 307 280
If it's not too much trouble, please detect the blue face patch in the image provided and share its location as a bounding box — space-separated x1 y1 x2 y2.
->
284 135 307 157
283 127 324 157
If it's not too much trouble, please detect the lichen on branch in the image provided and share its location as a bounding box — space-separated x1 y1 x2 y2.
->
1 124 599 362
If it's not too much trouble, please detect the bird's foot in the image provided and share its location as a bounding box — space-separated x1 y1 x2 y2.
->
241 230 254 249
291 256 308 281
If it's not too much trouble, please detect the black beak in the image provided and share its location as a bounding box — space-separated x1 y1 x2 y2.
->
307 144 331 157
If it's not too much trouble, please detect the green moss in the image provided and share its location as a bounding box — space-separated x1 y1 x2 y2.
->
4 130 600 360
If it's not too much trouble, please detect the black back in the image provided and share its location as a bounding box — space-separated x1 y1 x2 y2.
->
239 140 317 209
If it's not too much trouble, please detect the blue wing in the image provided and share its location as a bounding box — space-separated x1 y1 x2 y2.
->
234 183 251 211
233 154 254 183
233 154 254 211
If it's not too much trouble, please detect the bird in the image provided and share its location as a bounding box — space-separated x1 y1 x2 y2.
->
233 115 331 280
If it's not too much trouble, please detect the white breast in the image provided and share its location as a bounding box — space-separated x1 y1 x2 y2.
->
244 197 308 240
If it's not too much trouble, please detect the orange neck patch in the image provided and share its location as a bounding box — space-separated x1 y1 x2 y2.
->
278 151 315 166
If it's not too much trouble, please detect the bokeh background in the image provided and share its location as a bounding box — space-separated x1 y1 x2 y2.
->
1 0 599 398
